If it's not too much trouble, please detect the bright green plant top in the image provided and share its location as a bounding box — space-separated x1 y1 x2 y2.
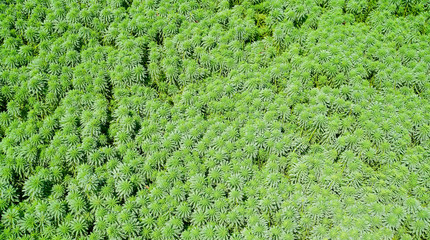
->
0 0 430 239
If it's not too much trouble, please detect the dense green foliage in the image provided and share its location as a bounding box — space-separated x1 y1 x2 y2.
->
0 0 430 239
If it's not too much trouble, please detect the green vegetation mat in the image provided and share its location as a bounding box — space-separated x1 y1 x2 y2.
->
0 0 430 239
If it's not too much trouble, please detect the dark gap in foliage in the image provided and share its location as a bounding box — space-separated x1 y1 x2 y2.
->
294 15 308 29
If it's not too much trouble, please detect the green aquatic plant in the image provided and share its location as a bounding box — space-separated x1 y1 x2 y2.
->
0 0 430 239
